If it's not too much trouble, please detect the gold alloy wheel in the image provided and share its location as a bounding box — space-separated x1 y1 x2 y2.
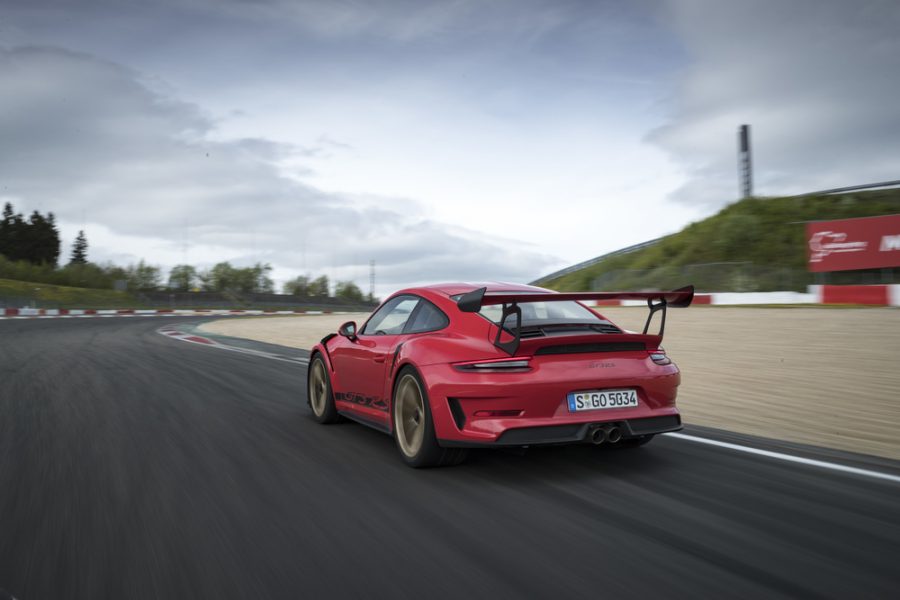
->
309 359 328 417
394 374 426 458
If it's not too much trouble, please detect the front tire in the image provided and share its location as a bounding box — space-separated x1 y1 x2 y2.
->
392 367 467 468
308 354 340 424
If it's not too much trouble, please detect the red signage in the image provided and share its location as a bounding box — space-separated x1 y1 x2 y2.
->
807 214 900 272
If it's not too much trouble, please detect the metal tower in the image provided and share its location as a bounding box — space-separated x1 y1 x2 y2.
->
738 124 753 198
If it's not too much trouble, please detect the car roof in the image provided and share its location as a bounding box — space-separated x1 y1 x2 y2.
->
399 282 553 297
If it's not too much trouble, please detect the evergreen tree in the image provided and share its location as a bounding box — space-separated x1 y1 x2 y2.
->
70 230 88 265
0 205 61 266
0 203 26 262
0 203 13 259
42 212 61 266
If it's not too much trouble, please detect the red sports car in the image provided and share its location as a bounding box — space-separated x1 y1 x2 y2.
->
308 282 694 467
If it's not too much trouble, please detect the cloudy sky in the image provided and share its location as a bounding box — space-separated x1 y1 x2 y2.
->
1 0 898 294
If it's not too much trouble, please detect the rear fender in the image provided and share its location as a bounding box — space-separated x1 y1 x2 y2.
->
396 324 499 368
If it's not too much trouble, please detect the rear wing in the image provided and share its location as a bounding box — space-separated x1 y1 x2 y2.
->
456 285 694 355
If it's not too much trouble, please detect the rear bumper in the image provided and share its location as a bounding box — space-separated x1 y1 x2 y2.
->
418 357 682 447
438 414 681 447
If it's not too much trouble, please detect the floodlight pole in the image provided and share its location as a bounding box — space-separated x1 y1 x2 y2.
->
738 124 753 199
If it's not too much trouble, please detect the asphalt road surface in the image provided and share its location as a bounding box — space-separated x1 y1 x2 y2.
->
1 317 898 599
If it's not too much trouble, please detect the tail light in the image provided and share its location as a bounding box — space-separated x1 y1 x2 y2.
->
649 350 671 365
453 357 532 372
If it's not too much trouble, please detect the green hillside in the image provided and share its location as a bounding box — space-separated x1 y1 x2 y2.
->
0 278 138 309
543 188 900 292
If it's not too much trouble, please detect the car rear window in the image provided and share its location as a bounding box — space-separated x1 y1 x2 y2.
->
478 300 602 326
450 292 603 327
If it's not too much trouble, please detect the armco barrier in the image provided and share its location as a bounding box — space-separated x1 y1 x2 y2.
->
588 287 898 307
709 291 816 305
6 287 900 316
890 285 900 307
0 308 353 319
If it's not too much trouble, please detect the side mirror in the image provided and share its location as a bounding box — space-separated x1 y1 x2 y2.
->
338 321 357 340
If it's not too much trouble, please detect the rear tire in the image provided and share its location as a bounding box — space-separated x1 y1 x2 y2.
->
308 354 340 424
392 367 467 468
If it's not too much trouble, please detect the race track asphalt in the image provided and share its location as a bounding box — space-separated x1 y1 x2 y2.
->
1 317 898 599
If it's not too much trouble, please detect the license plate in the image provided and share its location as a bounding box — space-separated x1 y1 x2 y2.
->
567 389 638 412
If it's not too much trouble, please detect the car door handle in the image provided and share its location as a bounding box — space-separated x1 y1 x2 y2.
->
373 354 387 363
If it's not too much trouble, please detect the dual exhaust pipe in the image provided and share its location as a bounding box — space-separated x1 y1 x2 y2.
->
589 424 623 445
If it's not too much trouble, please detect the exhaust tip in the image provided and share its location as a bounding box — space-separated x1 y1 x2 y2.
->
590 427 607 445
606 425 622 444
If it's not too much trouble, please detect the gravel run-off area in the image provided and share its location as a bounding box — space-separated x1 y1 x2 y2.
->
200 307 900 461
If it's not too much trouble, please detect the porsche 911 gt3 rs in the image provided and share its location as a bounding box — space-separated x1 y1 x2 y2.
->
308 282 694 467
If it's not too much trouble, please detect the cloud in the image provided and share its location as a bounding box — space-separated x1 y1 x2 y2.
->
649 0 900 207
0 46 558 289
197 0 573 43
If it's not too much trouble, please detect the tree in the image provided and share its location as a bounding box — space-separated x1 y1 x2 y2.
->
0 204 60 266
167 264 198 291
125 260 161 291
199 262 273 293
199 262 233 292
25 210 61 266
283 275 310 296
69 230 88 265
247 262 274 294
335 280 364 302
307 275 330 298
0 203 15 260
0 203 27 263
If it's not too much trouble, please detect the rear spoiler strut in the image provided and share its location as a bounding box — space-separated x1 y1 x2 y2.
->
456 285 695 355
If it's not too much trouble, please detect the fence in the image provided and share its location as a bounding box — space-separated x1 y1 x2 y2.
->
136 291 376 311
591 262 808 292
591 262 900 292
0 289 377 311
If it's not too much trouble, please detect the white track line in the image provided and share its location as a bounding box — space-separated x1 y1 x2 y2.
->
157 327 309 365
667 432 900 484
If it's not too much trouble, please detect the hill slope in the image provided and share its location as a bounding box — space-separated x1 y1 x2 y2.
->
542 189 900 292
0 278 138 309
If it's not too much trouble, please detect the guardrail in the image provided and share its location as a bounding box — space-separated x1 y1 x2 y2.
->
529 236 669 286
790 179 900 197
584 286 900 307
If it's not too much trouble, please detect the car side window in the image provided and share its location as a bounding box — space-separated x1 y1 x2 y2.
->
405 300 449 334
361 296 420 335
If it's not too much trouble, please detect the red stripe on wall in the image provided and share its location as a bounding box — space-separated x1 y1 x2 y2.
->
821 285 889 305
593 299 622 306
